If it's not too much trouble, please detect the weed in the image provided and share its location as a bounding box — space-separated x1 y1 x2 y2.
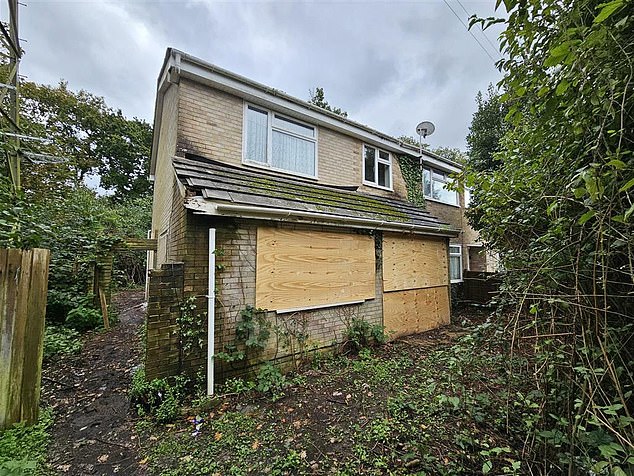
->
256 362 287 399
222 377 255 395
0 408 53 475
130 368 183 423
43 325 82 360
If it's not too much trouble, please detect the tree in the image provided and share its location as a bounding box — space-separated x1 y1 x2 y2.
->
465 84 508 172
308 87 348 117
16 81 152 201
466 0 633 472
429 146 466 164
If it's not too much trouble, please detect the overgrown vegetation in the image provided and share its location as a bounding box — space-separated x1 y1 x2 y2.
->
1 64 153 358
463 0 634 473
137 325 536 475
42 326 82 360
0 408 53 475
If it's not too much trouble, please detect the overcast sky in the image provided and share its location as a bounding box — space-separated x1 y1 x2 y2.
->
15 0 504 150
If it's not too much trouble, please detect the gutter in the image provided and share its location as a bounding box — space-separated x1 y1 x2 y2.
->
185 197 459 238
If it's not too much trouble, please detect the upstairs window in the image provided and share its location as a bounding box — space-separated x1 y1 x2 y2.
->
449 245 463 282
423 166 458 206
363 145 392 189
244 104 317 177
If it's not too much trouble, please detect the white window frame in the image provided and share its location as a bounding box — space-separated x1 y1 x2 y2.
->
423 166 459 207
242 102 319 179
362 144 393 191
449 244 463 283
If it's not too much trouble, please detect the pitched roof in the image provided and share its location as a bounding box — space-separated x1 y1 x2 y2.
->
174 154 458 237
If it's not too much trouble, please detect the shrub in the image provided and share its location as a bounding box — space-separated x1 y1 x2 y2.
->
43 326 82 360
130 368 183 423
64 306 102 332
0 408 52 475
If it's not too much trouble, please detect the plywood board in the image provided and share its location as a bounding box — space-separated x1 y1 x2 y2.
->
382 234 448 292
383 286 450 339
256 228 375 311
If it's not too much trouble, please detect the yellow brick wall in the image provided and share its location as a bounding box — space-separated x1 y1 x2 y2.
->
152 83 182 267
176 79 408 200
177 79 243 164
425 194 482 272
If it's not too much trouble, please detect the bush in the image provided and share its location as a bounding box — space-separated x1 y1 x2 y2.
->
130 368 184 423
344 317 386 352
43 326 82 360
0 408 52 475
64 305 102 332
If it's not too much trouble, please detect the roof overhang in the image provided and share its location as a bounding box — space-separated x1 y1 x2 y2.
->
185 196 459 238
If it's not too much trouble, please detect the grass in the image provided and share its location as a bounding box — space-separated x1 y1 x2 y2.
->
0 409 53 475
137 323 534 475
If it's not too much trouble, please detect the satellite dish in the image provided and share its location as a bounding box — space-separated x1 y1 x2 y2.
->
416 121 435 138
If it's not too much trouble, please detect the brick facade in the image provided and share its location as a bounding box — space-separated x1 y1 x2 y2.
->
425 195 488 274
174 78 408 200
145 263 184 380
148 63 456 384
146 212 386 383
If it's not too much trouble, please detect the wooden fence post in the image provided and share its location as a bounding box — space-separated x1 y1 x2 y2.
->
0 248 50 429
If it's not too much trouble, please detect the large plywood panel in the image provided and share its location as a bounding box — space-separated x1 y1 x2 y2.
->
383 234 448 292
383 286 450 339
256 228 375 311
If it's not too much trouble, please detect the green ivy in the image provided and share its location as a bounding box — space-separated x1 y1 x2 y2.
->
215 305 270 363
177 296 207 358
396 155 425 208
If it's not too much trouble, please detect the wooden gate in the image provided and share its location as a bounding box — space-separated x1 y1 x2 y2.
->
0 248 50 429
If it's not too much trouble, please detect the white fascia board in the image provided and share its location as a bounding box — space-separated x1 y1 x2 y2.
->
184 197 459 238
176 57 417 158
421 154 462 174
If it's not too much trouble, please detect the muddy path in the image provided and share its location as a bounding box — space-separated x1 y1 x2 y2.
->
42 290 147 476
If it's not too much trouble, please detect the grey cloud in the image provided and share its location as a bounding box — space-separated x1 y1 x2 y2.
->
19 0 504 149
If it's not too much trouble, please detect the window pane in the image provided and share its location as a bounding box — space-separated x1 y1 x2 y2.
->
272 130 315 176
378 161 390 188
450 255 461 281
423 168 431 196
433 180 458 205
378 150 389 162
364 146 375 182
273 115 315 138
246 106 268 163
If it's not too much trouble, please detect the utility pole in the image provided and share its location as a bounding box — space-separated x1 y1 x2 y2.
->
0 0 21 192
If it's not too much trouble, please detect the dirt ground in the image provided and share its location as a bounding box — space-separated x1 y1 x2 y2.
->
42 290 147 476
39 293 490 475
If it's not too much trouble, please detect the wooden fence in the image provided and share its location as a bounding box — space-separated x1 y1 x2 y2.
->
0 248 50 430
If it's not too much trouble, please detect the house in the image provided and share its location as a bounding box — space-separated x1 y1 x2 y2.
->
419 150 498 286
146 48 462 389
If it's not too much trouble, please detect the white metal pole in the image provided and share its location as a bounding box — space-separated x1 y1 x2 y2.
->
207 228 216 395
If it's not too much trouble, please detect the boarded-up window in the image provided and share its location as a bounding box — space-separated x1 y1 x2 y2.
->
382 234 448 291
382 233 450 339
255 228 375 311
